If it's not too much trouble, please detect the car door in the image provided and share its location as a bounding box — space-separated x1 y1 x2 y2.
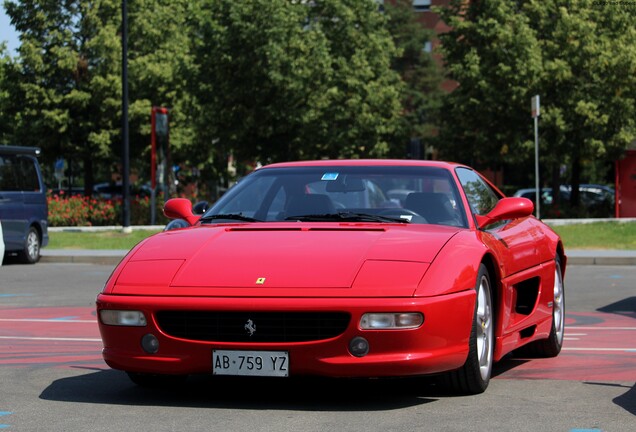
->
455 167 544 275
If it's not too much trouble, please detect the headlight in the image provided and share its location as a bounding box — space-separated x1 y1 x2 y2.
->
360 312 423 330
99 310 147 326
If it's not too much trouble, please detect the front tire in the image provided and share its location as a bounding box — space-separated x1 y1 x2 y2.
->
444 263 494 395
18 226 41 264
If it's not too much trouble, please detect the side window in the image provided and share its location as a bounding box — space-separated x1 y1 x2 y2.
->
0 155 20 192
216 176 276 217
19 156 41 192
456 167 500 215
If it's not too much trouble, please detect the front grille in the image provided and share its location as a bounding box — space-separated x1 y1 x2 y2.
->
155 311 351 343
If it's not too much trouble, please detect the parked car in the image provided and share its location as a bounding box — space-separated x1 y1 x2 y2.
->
512 186 569 205
0 145 49 263
93 182 152 199
96 159 566 395
0 220 4 266
575 184 615 210
513 184 615 217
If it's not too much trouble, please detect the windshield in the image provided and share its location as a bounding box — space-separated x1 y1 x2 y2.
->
203 165 468 227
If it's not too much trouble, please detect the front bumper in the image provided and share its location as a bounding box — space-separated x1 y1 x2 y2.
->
96 291 475 378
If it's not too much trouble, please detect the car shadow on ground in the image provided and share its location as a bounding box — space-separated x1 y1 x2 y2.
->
597 296 636 318
39 368 460 410
584 381 636 416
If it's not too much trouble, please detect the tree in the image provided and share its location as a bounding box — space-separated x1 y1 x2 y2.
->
0 43 14 144
187 0 405 185
384 0 444 159
2 0 194 198
3 0 122 193
126 0 194 191
435 0 542 170
436 0 636 214
523 1 636 209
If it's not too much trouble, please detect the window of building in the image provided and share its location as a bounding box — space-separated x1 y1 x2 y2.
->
413 0 432 12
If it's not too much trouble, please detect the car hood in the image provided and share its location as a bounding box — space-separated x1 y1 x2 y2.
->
113 223 460 296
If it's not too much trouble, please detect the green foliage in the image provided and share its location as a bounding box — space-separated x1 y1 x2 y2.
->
126 0 194 177
435 0 542 167
48 229 161 250
0 42 12 144
435 0 636 203
522 1 636 198
551 221 636 250
187 0 405 181
3 0 122 188
3 0 431 196
384 0 444 153
1 0 193 191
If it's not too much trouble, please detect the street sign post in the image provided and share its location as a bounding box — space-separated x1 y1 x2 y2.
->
151 107 169 225
531 95 540 219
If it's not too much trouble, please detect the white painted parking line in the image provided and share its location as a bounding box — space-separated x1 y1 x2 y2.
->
562 347 636 352
0 336 102 342
566 326 636 330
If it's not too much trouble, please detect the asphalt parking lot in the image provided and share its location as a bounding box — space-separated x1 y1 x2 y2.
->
0 261 635 431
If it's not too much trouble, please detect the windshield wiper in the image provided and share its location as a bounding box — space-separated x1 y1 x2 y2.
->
200 213 261 223
284 212 410 223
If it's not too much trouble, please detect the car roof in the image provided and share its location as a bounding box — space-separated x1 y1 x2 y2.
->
260 159 468 170
0 145 42 156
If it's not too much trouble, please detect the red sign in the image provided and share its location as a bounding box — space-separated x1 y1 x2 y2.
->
616 150 636 217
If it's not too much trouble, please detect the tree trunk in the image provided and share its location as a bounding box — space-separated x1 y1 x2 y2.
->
83 155 94 197
570 154 580 207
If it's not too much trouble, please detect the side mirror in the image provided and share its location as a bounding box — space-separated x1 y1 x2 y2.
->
163 198 200 226
475 197 534 229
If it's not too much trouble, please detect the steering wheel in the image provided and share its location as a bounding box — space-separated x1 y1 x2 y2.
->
376 208 427 223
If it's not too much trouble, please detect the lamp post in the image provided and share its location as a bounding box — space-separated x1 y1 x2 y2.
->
121 0 131 231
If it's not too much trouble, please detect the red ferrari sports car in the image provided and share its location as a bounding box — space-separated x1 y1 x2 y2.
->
96 159 566 394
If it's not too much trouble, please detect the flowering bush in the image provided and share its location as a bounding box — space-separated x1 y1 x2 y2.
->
47 191 170 227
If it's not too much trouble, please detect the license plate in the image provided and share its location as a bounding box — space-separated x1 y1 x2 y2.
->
213 350 289 377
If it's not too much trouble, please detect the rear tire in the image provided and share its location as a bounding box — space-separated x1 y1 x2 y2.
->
18 226 41 264
444 263 494 395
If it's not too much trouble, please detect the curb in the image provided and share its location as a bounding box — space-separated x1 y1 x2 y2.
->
40 249 127 266
42 220 636 266
566 256 636 266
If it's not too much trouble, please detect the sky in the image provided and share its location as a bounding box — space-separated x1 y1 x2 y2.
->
1 6 19 55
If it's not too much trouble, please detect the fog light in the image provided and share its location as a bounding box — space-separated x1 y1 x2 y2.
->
141 334 159 354
349 336 369 357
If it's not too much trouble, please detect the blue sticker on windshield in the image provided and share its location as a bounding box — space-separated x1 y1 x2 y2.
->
321 173 339 181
